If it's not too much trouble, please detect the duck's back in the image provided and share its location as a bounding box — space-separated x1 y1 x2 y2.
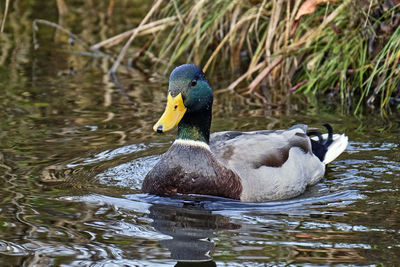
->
210 125 325 201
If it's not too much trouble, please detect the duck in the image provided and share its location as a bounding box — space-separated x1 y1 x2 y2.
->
142 64 348 202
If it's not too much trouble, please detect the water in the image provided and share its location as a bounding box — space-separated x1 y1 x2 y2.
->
1 2 400 266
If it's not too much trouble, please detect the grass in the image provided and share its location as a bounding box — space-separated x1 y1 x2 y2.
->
8 0 399 113
109 0 399 113
0 0 10 32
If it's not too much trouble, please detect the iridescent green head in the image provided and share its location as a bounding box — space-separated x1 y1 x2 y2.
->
153 64 213 143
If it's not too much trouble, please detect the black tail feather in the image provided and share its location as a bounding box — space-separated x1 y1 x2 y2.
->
307 124 334 162
322 123 333 147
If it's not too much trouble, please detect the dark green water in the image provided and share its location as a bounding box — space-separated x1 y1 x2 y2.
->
1 2 400 266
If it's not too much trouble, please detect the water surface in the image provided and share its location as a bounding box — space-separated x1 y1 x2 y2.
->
0 2 400 266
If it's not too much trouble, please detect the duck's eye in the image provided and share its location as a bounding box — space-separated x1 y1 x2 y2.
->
191 80 197 87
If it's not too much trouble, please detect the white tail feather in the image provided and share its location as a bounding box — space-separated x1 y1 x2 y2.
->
310 133 348 164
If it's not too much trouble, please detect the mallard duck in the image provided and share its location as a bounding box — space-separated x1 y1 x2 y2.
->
142 64 348 202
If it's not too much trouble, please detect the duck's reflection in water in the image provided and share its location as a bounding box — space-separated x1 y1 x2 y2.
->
148 202 239 265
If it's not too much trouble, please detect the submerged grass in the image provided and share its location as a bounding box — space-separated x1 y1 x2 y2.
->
113 0 399 113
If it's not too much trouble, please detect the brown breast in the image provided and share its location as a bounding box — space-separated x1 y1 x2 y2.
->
142 143 242 200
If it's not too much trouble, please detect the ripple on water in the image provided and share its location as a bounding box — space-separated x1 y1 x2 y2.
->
67 142 165 168
51 139 400 264
95 155 159 189
346 141 398 153
0 240 29 256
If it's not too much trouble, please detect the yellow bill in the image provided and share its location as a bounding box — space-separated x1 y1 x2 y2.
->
153 92 187 133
